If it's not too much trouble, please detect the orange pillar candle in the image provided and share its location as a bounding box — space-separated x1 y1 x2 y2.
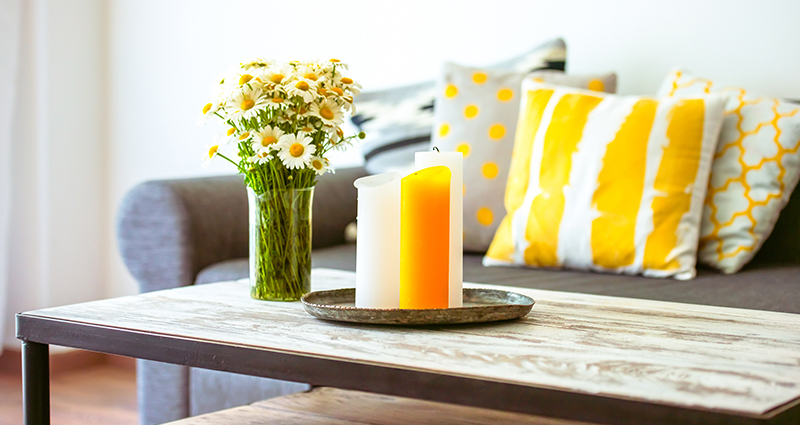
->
400 166 451 309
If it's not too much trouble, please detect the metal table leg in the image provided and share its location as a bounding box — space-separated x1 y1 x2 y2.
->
22 341 50 425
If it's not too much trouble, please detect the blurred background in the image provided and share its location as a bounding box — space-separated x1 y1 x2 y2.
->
2 0 800 354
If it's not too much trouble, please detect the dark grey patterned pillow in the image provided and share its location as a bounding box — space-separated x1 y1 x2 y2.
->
351 38 567 174
352 81 435 174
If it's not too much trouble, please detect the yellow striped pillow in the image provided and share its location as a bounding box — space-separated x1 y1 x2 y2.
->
484 80 726 279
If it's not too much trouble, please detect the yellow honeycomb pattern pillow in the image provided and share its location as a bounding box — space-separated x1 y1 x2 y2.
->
658 70 800 273
484 79 725 280
432 65 616 252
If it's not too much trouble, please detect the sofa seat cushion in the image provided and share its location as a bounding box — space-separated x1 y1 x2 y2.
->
196 244 800 314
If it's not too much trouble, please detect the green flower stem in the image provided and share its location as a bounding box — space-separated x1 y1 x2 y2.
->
250 186 313 301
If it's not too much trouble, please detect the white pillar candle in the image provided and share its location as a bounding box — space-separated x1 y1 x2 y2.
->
354 172 402 309
415 151 463 307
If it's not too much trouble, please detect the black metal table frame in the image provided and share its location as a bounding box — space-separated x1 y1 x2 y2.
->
16 313 800 425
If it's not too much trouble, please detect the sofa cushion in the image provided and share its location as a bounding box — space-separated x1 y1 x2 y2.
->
658 70 800 274
485 79 726 280
196 244 799 314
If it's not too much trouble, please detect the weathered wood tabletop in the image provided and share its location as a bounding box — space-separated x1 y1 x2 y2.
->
17 268 800 425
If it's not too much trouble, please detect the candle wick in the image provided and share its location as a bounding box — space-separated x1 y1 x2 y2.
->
432 146 440 153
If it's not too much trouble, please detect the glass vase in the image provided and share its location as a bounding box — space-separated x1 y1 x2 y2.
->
248 187 313 301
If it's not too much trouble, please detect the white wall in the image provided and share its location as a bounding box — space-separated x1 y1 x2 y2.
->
4 0 106 348
5 1 800 345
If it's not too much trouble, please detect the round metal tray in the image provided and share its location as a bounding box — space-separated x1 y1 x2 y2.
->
301 288 534 325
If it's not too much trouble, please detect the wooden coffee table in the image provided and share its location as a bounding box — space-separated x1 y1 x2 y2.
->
16 268 800 425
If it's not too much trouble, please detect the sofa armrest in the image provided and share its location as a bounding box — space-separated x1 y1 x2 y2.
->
117 174 248 293
117 167 368 294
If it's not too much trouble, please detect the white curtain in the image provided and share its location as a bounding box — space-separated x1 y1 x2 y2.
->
0 0 22 354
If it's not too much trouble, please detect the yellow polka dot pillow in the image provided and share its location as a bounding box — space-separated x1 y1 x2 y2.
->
657 70 800 273
432 66 617 252
484 79 726 280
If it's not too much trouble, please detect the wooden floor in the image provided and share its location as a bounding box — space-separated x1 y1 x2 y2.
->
0 362 137 425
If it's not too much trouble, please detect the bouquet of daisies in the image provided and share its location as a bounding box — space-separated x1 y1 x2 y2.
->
198 58 364 194
198 58 363 301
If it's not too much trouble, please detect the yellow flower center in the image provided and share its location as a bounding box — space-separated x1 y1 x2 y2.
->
227 127 236 136
331 87 344 96
208 145 218 158
336 127 343 137
304 73 318 81
329 58 340 63
238 74 253 85
295 81 310 91
289 143 305 157
272 97 283 103
241 99 255 110
301 127 313 132
261 136 277 146
270 74 284 84
298 107 307 115
319 108 334 120
254 77 262 82
340 77 353 84
239 132 250 140
311 159 323 170
317 88 328 96
202 103 212 114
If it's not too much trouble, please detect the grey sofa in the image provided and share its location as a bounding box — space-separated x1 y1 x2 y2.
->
118 166 800 425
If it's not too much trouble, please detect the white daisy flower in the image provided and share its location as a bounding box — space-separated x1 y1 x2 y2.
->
237 73 257 87
285 78 319 103
321 65 345 85
219 65 256 94
328 126 342 143
289 104 313 120
202 142 221 169
225 86 267 120
276 133 316 169
326 58 348 69
236 131 253 144
310 99 344 127
247 151 273 165
251 126 284 153
309 156 333 175
197 101 220 125
262 84 289 107
326 126 357 152
295 64 326 84
335 76 361 96
260 65 291 85
341 95 356 115
321 84 354 114
267 95 287 108
223 126 239 144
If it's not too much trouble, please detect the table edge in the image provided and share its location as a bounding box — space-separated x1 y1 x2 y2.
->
15 312 800 425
